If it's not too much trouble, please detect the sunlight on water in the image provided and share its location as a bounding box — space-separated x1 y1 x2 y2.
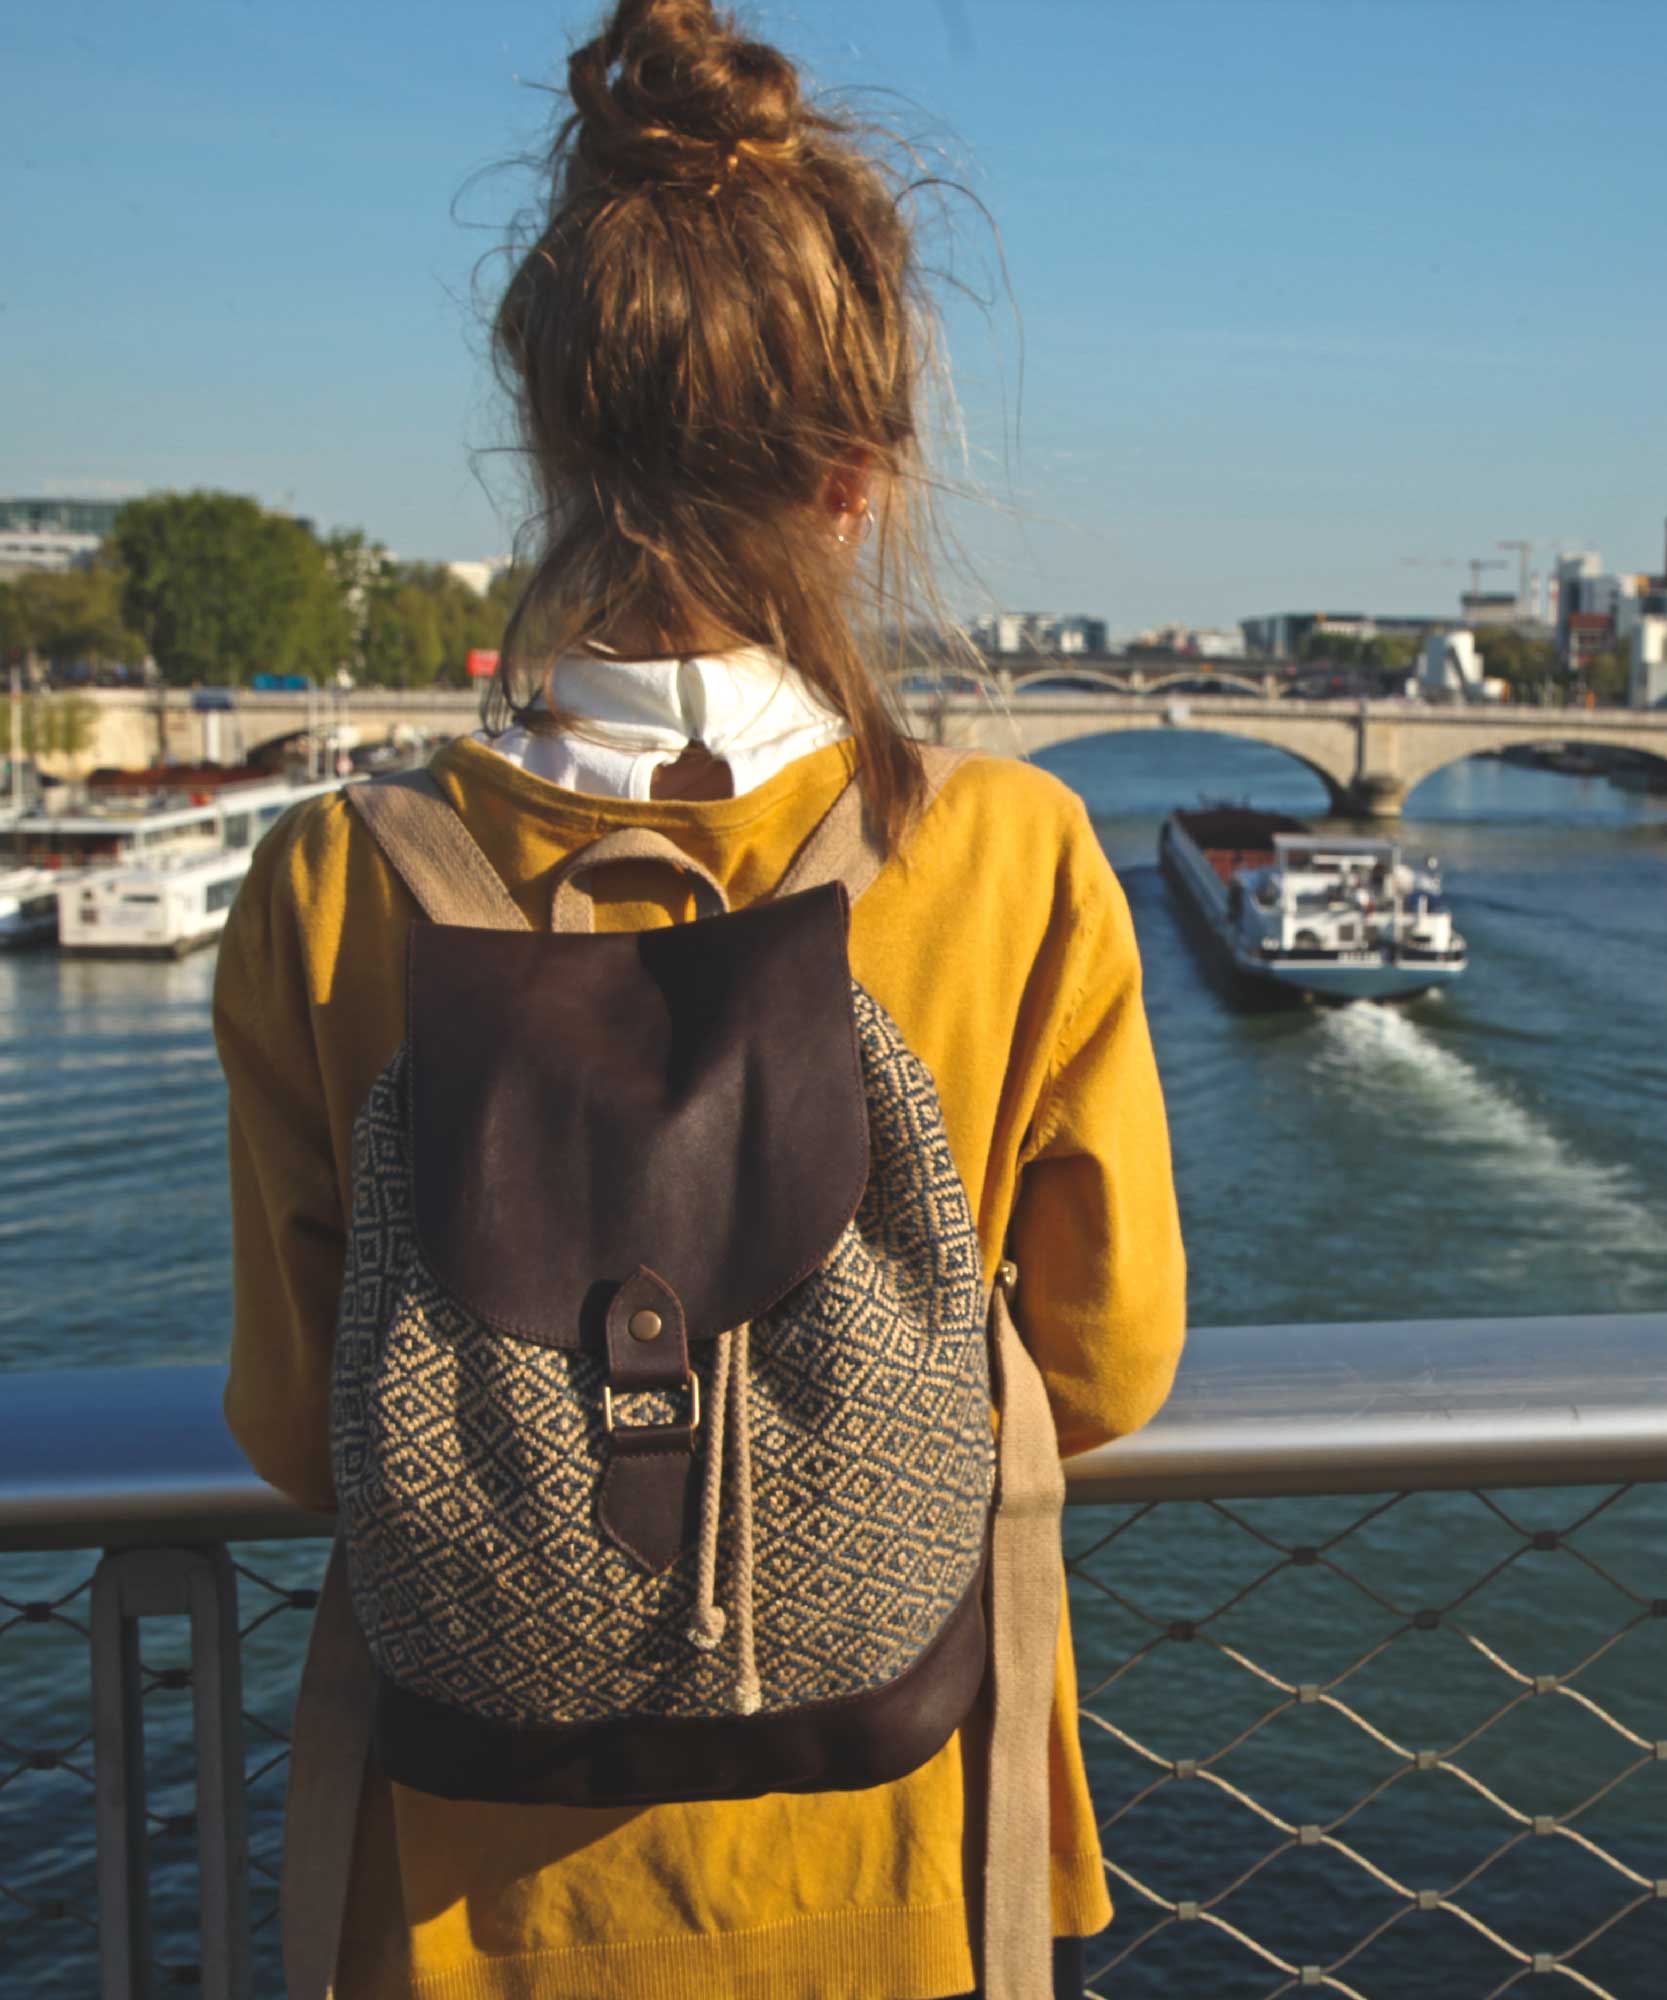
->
1310 1003 1666 1262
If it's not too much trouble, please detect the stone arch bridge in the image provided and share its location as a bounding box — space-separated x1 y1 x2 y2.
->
69 686 1667 817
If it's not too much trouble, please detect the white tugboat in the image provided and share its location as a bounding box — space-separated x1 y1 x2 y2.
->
1159 805 1466 1003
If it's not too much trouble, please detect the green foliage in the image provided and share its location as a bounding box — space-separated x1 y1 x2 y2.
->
112 492 352 686
1470 628 1559 694
1299 630 1418 673
0 583 23 661
19 692 96 758
1584 648 1630 705
15 488 530 693
358 564 526 688
0 562 143 669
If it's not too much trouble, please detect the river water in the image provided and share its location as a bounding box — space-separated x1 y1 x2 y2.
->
2 734 1663 1993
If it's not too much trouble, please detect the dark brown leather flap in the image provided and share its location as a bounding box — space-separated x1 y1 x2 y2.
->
407 884 866 1347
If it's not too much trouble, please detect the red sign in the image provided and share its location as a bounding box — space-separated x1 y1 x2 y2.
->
466 649 500 679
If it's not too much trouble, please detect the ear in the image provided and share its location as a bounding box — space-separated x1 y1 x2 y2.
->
821 450 874 521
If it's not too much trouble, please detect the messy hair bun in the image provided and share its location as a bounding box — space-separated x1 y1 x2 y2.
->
491 0 961 849
566 0 806 189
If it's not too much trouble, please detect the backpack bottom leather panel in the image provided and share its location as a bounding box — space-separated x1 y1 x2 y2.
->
370 1557 988 1806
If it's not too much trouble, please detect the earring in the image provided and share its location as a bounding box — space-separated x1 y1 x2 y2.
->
836 501 873 548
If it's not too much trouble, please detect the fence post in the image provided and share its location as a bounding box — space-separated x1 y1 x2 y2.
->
90 1545 251 2000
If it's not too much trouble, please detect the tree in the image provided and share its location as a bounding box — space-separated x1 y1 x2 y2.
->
0 582 27 667
0 563 143 676
323 529 397 682
1300 629 1418 674
358 563 522 687
15 563 143 672
112 491 352 686
1470 628 1559 698
1584 647 1630 706
20 692 96 758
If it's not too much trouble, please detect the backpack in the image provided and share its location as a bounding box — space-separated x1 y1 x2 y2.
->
283 754 1067 2000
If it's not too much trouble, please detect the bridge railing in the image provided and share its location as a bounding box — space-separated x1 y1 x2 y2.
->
3 1315 1664 1999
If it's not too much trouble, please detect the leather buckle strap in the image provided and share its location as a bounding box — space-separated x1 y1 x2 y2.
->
598 1267 700 1574
602 1373 701 1435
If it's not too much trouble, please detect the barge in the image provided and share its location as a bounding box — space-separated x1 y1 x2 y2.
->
1159 805 1466 1003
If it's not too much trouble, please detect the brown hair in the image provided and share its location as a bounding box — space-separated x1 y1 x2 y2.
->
490 0 956 847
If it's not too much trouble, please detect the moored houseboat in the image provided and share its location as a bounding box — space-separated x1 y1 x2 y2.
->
59 848 256 957
54 775 346 957
1159 805 1466 1003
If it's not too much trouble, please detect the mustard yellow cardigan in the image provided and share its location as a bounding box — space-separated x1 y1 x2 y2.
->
214 736 1186 2000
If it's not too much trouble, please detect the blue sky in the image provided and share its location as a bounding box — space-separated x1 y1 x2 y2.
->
6 0 1664 633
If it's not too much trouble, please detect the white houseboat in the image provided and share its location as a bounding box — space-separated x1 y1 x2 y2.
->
55 775 345 957
1159 805 1466 1003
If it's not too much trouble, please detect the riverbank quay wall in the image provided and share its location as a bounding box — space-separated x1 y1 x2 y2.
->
3 1315 1664 1996
51 688 1667 817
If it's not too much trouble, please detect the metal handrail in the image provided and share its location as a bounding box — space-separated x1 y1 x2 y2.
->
5 1315 1665 1999
4 1313 1664 1553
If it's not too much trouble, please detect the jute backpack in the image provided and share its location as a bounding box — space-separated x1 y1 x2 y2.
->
282 753 1067 2000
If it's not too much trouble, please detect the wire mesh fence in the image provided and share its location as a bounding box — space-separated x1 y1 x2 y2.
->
2 1482 1662 1996
0 1539 330 1996
1069 1482 1666 1999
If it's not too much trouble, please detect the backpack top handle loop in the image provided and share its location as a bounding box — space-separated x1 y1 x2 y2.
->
549 828 730 934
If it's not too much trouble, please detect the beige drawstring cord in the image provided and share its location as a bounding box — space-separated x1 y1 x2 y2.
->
684 1323 761 1714
728 1322 761 1714
687 1330 732 1650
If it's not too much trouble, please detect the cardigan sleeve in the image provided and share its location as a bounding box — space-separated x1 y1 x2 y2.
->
213 816 346 1513
1007 816 1187 1459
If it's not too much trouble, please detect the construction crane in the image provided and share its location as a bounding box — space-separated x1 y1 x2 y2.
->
1497 540 1534 615
1401 555 1512 598
1497 538 1577 620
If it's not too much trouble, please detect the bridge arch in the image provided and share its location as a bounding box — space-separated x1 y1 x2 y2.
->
1389 723 1667 807
1135 670 1270 700
1007 666 1131 697
1011 715 1352 814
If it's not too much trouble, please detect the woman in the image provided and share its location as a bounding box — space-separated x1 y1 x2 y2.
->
215 3 1186 1996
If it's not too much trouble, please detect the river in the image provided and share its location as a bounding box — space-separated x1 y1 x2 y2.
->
2 735 1663 1993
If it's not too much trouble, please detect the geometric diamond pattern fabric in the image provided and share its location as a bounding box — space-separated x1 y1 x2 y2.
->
330 979 994 1726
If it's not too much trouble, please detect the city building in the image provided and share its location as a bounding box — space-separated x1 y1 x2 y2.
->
1553 526 1667 700
0 528 102 579
1458 592 1521 628
0 498 128 579
1240 612 1415 658
971 612 1109 657
446 558 516 597
1629 617 1667 708
0 497 128 538
1130 623 1245 659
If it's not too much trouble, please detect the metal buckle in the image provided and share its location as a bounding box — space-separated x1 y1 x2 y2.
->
602 1372 701 1435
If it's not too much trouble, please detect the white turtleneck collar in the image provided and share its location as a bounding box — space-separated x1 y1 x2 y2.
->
475 646 850 801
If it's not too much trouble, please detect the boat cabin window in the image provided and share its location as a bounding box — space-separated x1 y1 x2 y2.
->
206 877 242 913
121 892 163 906
222 812 252 849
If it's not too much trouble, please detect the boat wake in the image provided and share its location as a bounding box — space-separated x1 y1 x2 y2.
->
1311 1004 1665 1260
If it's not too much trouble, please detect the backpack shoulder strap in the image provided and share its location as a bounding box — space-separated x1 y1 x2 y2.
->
282 1539 371 2000
774 743 973 904
345 769 530 931
981 1274 1068 2000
